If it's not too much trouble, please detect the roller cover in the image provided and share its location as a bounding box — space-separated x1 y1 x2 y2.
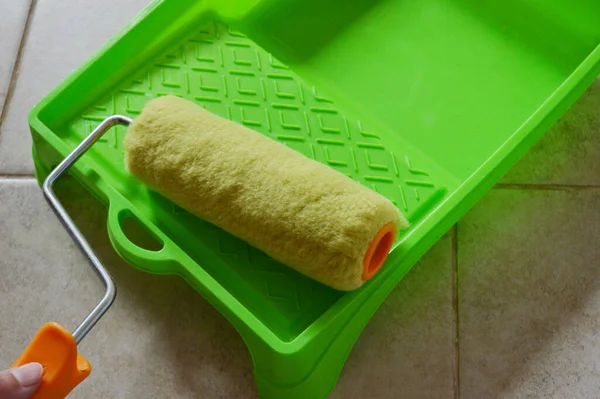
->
123 95 408 290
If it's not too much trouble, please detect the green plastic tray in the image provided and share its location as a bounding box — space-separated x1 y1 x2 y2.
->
29 0 600 397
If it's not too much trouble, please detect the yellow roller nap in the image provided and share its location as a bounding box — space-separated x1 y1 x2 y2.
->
123 95 408 290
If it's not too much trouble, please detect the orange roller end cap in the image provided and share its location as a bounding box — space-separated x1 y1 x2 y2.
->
12 322 91 399
362 223 396 281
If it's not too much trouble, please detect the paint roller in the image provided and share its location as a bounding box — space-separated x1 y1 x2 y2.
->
124 95 408 290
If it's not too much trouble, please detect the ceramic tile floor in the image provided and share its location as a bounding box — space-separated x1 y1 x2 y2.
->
0 1 599 398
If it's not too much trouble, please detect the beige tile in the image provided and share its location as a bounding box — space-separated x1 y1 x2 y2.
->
0 0 30 113
0 0 150 174
458 188 600 399
332 233 456 399
0 178 257 398
500 78 600 186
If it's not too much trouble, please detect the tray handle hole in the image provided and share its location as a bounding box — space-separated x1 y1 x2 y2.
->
120 214 164 252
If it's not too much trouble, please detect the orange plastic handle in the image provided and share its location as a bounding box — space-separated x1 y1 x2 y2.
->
12 323 91 399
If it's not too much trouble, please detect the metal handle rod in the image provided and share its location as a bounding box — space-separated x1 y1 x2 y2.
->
42 115 132 344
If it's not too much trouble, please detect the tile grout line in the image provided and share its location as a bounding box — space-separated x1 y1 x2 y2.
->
0 0 38 131
0 176 36 182
0 173 36 182
451 224 461 399
494 183 600 191
0 179 36 185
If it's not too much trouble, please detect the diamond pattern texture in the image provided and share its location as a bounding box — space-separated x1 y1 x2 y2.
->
62 21 446 337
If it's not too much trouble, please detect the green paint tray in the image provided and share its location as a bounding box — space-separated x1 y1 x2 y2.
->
29 0 600 397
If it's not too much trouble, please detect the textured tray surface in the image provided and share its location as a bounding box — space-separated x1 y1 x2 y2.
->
59 21 448 340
